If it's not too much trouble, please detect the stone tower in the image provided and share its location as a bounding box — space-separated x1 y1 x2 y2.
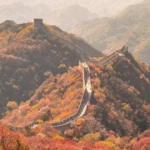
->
34 19 43 28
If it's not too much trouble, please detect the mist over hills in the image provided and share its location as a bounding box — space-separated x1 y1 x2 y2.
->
0 2 51 23
0 0 144 31
72 0 150 63
0 2 98 31
1 0 143 17
48 5 98 31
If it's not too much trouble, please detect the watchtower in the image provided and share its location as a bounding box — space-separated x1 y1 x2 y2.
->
34 19 43 28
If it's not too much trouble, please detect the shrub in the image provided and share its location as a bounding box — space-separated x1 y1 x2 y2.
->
7 101 18 111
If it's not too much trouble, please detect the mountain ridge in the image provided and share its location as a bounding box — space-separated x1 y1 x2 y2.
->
71 0 150 63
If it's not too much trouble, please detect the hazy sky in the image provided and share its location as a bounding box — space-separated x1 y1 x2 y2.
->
0 0 144 6
0 0 144 19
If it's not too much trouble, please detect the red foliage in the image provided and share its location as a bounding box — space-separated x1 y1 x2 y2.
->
25 136 112 150
0 125 28 150
133 138 150 150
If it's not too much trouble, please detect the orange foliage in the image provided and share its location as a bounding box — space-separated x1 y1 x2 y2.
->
0 125 28 150
25 136 112 150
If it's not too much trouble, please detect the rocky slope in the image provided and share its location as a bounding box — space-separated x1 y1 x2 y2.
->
72 0 150 63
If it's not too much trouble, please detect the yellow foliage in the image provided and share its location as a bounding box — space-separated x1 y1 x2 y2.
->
106 64 115 75
37 133 46 138
81 132 101 142
130 139 136 145
76 118 86 126
99 141 120 150
128 86 135 93
54 135 64 140
5 111 10 115
122 103 132 112
58 64 66 68
32 104 39 112
37 119 43 124
46 26 55 32
7 101 18 110
12 84 19 90
16 25 33 38
106 64 113 71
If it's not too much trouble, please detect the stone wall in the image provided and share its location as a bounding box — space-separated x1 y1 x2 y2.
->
52 62 92 128
79 61 86 90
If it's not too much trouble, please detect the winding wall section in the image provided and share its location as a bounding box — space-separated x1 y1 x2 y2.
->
8 46 128 131
51 46 128 128
51 61 92 127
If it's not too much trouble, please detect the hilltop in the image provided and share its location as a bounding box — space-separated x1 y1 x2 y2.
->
0 20 102 116
71 0 150 63
1 48 150 149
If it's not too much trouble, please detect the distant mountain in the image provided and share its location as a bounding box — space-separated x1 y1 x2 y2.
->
0 0 144 32
0 0 142 24
72 0 150 63
8 0 143 17
72 0 144 17
48 5 98 31
0 2 51 23
0 2 34 23
32 4 52 18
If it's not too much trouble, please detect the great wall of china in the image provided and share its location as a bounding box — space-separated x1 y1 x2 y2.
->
8 20 128 131
51 61 92 128
50 46 128 128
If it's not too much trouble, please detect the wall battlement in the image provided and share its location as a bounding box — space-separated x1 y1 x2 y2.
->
34 19 43 28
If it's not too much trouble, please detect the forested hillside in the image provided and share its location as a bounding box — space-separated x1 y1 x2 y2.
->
1 49 150 149
0 20 102 116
